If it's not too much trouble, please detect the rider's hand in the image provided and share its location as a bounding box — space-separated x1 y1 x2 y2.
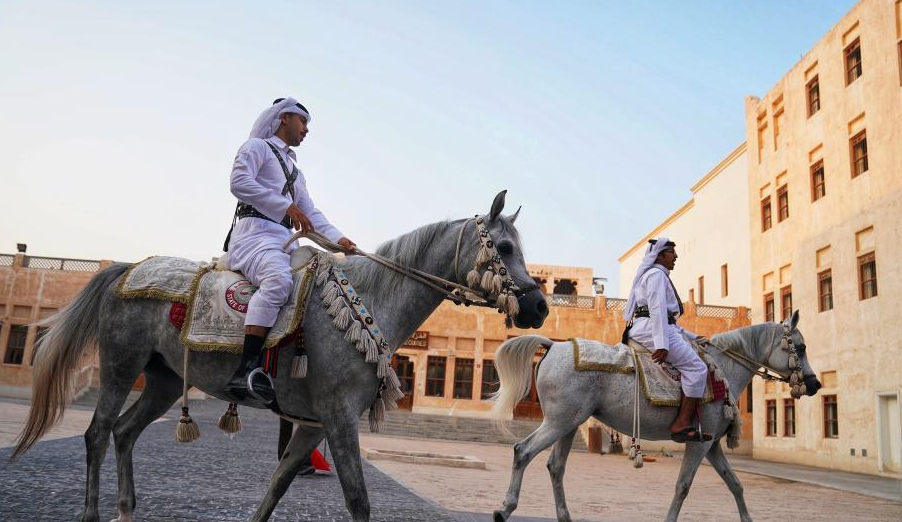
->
338 237 357 254
286 206 314 235
695 335 710 346
652 349 669 364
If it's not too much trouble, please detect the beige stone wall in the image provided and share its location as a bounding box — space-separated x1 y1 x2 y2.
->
619 144 751 307
0 254 108 398
745 0 902 475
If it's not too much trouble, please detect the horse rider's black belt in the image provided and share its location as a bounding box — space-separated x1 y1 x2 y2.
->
633 305 677 325
236 202 292 230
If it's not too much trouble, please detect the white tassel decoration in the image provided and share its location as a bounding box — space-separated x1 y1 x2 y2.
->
633 452 644 469
505 293 519 317
387 368 401 389
291 354 308 379
788 353 798 369
798 383 807 396
492 274 503 296
383 396 399 411
355 337 367 353
369 399 385 432
724 401 734 420
476 246 491 266
376 353 391 378
481 269 495 293
327 297 344 317
321 280 340 301
365 337 379 363
333 306 353 330
628 445 637 460
383 383 405 402
790 372 799 385
345 320 363 342
467 269 481 289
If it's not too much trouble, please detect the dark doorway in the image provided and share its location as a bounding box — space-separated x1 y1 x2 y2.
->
392 354 416 410
513 362 543 420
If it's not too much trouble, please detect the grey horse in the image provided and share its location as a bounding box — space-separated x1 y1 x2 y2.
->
12 191 548 522
489 311 822 522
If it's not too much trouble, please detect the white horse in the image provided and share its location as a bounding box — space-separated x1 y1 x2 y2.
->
489 311 821 522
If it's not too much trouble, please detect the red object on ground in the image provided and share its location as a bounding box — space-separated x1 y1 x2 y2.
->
310 449 331 472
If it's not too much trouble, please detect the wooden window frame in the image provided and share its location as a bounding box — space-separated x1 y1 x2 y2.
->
773 108 784 150
425 355 447 397
766 399 777 436
452 358 474 399
783 399 796 437
3 324 28 365
761 196 772 232
823 395 839 438
806 76 820 116
850 130 868 178
776 185 789 222
721 264 729 298
780 285 792 321
480 359 499 400
764 292 775 322
858 252 877 300
818 269 833 312
810 160 826 201
845 38 862 85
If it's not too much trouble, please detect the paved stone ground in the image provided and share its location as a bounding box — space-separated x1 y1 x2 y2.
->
0 399 461 522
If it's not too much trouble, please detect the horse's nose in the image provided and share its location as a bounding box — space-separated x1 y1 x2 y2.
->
536 296 548 316
513 289 548 329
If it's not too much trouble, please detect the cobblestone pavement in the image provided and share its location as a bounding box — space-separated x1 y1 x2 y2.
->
0 399 461 522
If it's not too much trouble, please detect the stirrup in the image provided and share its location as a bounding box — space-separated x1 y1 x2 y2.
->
247 367 275 404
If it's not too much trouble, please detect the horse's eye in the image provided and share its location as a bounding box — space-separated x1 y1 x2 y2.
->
498 242 514 255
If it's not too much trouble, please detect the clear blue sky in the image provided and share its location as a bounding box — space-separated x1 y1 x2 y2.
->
0 0 858 295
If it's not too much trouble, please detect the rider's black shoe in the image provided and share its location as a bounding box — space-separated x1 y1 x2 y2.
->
225 334 274 404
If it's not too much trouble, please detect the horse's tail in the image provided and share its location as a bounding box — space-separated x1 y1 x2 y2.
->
11 262 130 459
489 334 554 436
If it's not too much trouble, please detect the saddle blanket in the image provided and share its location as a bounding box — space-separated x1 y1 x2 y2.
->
570 338 717 407
117 255 317 353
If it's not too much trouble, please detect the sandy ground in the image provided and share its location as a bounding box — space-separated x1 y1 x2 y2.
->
358 432 902 522
0 399 96 449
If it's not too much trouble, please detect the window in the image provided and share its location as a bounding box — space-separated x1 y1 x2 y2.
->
784 399 796 437
845 38 862 85
30 326 49 365
452 358 474 399
773 108 784 150
764 292 775 322
766 400 777 436
425 356 446 397
4 325 28 365
818 270 833 312
480 359 500 400
810 160 826 201
777 185 789 222
698 276 705 305
850 131 868 178
761 196 772 231
780 286 792 321
807 76 820 116
824 395 839 438
858 252 877 300
721 264 729 298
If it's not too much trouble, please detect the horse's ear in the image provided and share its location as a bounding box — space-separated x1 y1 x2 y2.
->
489 190 507 221
510 205 522 224
790 309 800 330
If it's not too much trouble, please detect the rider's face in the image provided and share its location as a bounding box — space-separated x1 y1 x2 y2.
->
279 113 309 146
656 248 678 271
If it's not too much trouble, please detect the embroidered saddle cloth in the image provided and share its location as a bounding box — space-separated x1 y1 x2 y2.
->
116 255 317 353
570 338 717 407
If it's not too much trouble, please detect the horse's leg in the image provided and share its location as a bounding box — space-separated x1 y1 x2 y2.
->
82 354 146 522
323 409 370 522
250 424 325 522
494 421 573 522
664 441 713 522
110 360 183 522
706 442 753 522
546 429 577 522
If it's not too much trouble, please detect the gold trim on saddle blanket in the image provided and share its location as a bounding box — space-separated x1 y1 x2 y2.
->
115 256 204 303
570 338 634 374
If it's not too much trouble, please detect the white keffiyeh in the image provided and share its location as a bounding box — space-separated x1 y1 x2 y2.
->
248 97 311 140
623 236 674 322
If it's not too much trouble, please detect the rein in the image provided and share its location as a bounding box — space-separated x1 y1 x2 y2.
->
698 323 794 383
285 217 520 319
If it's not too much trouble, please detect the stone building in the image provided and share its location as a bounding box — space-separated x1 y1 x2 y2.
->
744 0 902 476
0 250 111 398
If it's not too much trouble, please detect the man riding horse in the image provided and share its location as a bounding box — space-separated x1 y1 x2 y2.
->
224 97 356 402
623 237 711 442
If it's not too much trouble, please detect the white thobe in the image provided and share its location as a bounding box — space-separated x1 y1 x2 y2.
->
227 136 344 327
628 264 708 398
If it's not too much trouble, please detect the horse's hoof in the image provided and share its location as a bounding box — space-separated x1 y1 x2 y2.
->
493 510 508 522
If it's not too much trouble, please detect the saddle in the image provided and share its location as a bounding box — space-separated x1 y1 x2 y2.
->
570 338 724 407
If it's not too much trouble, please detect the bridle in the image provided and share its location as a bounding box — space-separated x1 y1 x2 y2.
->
286 215 524 326
699 322 806 397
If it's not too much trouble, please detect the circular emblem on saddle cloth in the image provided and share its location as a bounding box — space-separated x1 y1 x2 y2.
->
225 280 257 313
